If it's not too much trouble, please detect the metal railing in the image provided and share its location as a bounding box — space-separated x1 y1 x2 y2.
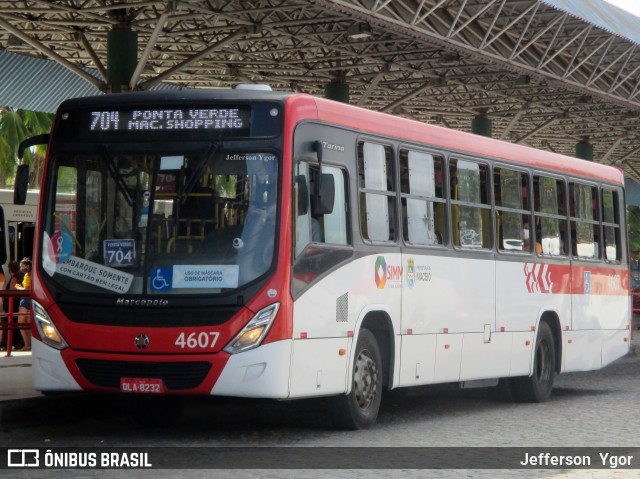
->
0 289 31 357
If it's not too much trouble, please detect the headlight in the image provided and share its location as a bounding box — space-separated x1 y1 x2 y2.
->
224 303 280 354
33 300 68 350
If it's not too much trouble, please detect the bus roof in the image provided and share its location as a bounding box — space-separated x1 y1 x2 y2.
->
54 89 623 186
286 94 624 187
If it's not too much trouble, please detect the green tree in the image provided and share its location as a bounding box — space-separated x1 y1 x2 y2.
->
0 107 53 188
628 205 640 256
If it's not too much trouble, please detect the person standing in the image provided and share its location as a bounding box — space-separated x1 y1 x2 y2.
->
15 257 31 350
1 262 23 351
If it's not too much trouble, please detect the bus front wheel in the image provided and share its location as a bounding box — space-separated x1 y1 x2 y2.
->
329 328 383 430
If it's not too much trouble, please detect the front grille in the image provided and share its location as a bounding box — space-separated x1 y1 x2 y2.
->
76 359 212 390
61 303 241 327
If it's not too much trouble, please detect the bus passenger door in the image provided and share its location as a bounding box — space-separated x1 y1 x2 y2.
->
8 222 35 263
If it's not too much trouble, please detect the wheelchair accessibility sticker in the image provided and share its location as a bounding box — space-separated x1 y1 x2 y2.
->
150 268 173 292
150 265 240 291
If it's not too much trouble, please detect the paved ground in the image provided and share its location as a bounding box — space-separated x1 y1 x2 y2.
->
0 351 39 404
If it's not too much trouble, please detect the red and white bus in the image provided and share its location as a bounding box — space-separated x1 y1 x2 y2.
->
18 88 630 429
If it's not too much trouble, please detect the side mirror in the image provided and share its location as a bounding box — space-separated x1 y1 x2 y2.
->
18 133 49 160
311 173 335 216
14 165 30 205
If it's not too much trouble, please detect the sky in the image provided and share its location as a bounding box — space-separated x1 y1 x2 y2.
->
604 0 640 17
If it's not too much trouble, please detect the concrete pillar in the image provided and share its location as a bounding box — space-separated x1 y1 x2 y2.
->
324 80 349 103
107 26 138 93
472 109 492 137
576 137 593 161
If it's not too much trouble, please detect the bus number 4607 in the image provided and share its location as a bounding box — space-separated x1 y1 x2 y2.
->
175 332 219 349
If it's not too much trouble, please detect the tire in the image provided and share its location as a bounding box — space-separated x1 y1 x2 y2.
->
512 321 556 402
329 329 383 430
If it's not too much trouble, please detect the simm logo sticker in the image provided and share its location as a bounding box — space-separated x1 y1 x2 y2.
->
374 256 403 289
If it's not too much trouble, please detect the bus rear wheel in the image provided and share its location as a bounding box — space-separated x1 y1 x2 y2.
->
512 321 556 402
329 329 382 430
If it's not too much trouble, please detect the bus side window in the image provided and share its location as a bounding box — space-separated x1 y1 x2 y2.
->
569 182 599 259
449 158 490 249
295 163 349 256
534 175 567 256
358 142 395 243
602 188 620 262
399 149 446 246
494 167 530 253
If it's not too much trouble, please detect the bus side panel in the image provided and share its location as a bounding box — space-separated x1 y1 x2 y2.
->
601 329 630 367
460 332 511 381
563 330 603 372
398 334 436 386
290 255 401 397
497 260 571 375
289 337 352 397
571 266 628 329
510 331 536 376
402 253 497 383
433 333 463 383
565 265 629 372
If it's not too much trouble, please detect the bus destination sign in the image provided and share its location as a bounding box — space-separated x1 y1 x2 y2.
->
89 108 250 133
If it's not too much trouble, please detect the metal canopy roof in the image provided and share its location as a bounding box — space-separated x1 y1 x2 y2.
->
0 0 639 179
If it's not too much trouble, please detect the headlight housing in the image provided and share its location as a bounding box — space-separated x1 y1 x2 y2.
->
33 300 68 350
224 303 280 354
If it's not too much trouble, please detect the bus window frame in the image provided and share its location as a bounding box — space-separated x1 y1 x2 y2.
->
398 145 448 249
532 171 569 258
356 138 398 245
448 155 493 252
568 179 601 262
293 159 352 255
493 163 533 256
601 186 622 264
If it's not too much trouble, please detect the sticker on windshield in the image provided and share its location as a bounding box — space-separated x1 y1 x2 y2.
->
51 230 73 263
150 267 172 292
172 265 239 289
104 239 136 267
56 256 134 293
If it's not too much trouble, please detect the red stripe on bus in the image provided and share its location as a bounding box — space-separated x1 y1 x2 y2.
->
523 263 628 295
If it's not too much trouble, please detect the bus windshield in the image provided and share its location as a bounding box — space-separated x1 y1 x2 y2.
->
40 146 278 296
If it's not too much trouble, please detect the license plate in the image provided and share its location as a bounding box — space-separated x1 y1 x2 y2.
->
120 377 166 394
